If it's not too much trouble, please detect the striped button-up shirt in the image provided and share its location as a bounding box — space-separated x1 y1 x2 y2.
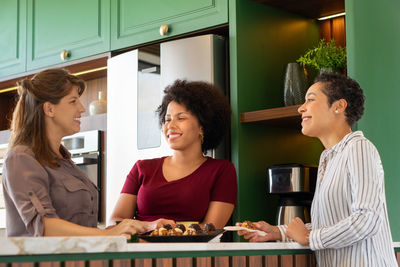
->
279 131 397 267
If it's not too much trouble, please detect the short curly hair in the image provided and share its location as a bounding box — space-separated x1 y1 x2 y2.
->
156 80 231 153
315 73 365 127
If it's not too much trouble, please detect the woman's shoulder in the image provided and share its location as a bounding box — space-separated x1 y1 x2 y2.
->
347 131 376 147
4 145 47 177
204 157 236 170
135 157 165 169
344 131 379 155
6 145 35 159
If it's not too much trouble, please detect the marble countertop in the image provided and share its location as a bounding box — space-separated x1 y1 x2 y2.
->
1 236 399 256
0 236 127 255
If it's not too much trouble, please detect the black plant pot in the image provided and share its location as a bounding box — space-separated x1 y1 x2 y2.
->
283 63 308 106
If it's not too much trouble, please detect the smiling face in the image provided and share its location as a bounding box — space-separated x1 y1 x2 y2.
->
298 82 338 139
45 85 86 138
162 101 203 152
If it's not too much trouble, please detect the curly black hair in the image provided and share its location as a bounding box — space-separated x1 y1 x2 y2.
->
156 80 231 153
315 72 365 127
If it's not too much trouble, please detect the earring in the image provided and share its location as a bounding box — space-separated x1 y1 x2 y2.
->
335 110 339 114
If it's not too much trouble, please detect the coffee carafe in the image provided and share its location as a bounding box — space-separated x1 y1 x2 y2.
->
267 164 317 225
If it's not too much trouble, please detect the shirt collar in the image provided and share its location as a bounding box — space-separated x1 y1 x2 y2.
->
324 131 364 155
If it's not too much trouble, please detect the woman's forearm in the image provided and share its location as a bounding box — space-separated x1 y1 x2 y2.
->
43 217 105 236
43 217 148 236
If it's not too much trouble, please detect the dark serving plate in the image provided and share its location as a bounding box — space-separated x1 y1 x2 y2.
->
137 229 224 242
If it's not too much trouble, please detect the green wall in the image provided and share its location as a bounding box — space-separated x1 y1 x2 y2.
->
346 0 400 240
229 0 323 234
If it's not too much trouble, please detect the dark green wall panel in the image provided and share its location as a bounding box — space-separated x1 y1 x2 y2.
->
229 0 322 235
346 0 400 240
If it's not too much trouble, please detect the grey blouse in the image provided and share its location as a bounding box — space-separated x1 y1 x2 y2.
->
2 145 98 236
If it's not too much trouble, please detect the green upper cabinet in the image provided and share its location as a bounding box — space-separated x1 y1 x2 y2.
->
26 0 110 71
0 0 27 77
110 0 228 51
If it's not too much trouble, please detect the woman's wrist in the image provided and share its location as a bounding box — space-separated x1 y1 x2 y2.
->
273 226 283 241
304 230 310 246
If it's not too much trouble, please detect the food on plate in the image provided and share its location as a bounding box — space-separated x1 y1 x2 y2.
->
163 224 173 230
204 223 216 234
185 223 202 235
241 221 255 229
148 223 218 236
149 229 159 236
175 224 186 233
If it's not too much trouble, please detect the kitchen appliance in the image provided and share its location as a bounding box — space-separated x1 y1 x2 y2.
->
267 164 317 225
62 130 103 221
106 34 227 221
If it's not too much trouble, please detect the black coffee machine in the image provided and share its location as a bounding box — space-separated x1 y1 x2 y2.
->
267 164 317 225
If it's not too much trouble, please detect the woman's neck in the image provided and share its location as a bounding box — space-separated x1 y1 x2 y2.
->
320 126 352 149
170 148 206 167
46 126 63 158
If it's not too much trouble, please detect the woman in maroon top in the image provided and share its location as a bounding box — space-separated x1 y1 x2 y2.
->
110 80 237 229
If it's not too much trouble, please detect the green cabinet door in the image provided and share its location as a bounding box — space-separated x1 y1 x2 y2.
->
26 0 110 71
111 0 228 51
0 0 27 77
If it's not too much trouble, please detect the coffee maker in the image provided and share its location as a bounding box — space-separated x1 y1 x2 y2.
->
267 164 317 225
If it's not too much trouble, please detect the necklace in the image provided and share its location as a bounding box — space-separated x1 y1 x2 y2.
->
320 157 328 179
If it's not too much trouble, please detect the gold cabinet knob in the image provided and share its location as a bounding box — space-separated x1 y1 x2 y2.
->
60 50 70 60
159 24 169 36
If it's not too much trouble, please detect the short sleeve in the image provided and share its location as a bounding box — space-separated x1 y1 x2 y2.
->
121 161 142 195
3 149 58 236
210 161 237 205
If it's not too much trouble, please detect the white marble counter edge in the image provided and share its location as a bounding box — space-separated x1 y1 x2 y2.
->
1 237 399 256
126 241 400 252
125 242 309 252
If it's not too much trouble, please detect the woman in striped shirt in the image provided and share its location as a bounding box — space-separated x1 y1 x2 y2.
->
239 73 397 266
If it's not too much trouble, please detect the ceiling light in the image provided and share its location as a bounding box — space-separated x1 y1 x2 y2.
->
0 66 108 94
318 12 346 21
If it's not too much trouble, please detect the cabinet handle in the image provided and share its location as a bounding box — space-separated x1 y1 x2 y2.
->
60 50 70 60
159 24 169 36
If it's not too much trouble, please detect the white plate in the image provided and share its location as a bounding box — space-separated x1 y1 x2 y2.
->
223 226 267 236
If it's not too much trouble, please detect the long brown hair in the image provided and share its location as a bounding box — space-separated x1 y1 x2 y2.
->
9 68 86 167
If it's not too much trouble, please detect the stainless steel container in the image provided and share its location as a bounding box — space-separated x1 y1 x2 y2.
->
268 164 317 194
267 164 317 224
276 199 311 225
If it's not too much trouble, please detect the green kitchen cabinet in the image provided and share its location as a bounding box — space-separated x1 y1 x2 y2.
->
110 0 228 51
0 0 27 77
26 0 110 71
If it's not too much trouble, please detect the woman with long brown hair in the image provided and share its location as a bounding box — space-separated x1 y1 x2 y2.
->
3 68 148 237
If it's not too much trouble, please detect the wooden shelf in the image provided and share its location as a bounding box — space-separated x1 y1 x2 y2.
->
240 105 302 128
251 0 345 19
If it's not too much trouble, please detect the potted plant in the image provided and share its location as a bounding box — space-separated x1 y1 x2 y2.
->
297 39 347 74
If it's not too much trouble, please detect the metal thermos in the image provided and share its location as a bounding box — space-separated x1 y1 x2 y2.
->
267 164 317 225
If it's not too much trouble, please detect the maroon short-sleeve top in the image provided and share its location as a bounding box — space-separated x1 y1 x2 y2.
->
121 157 237 222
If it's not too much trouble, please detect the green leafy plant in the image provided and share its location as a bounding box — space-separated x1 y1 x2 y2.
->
297 39 347 72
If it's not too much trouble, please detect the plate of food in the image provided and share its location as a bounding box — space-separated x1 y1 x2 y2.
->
137 223 224 242
224 221 267 236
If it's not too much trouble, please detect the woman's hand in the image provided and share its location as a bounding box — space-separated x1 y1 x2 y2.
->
144 218 176 232
286 217 309 246
237 221 282 242
105 219 147 236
